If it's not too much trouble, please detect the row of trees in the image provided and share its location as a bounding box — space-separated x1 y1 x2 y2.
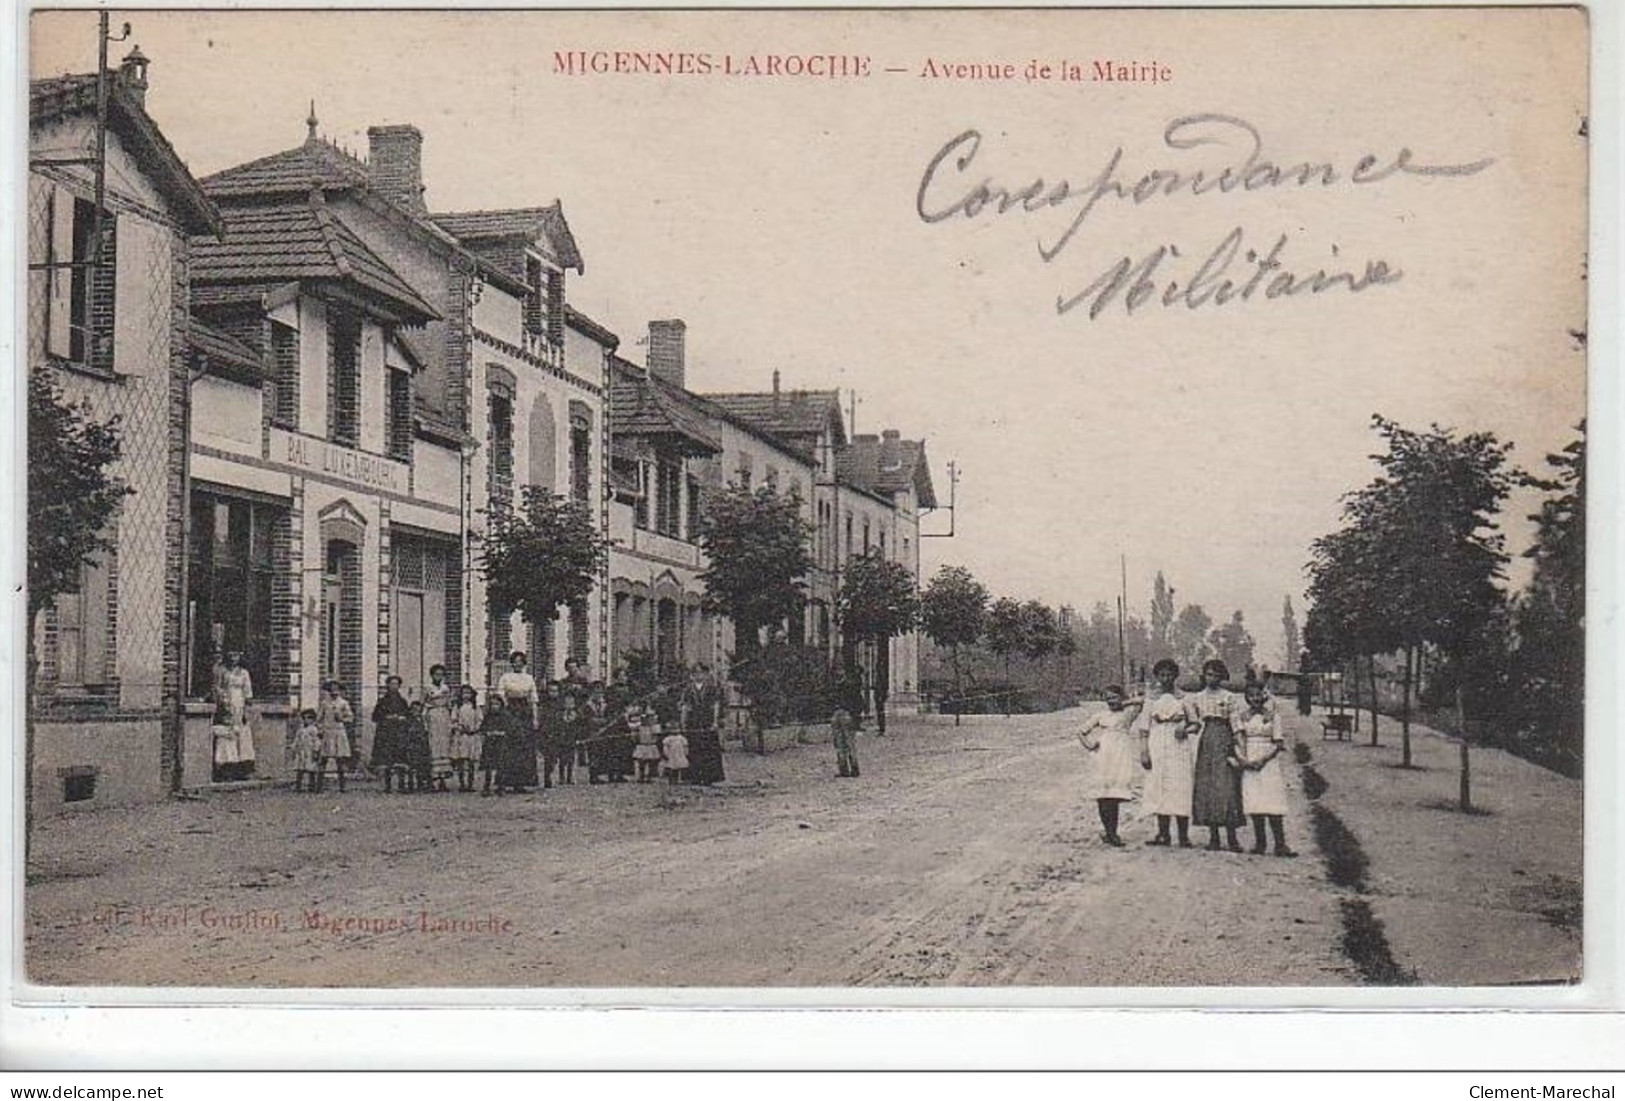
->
1305 416 1585 803
916 563 1269 722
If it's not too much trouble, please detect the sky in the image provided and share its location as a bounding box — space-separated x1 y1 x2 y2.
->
30 8 1589 665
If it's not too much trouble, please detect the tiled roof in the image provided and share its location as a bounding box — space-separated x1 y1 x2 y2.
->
30 73 221 237
430 204 584 274
609 358 720 455
837 434 937 509
190 192 438 324
699 390 845 455
189 319 262 376
201 137 371 198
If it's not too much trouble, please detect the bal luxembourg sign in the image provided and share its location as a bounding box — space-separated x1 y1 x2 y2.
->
270 428 407 495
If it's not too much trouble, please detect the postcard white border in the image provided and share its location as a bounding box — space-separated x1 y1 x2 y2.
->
2 0 1621 1069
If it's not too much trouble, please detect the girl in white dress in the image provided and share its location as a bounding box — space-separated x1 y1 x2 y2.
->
1134 658 1196 847
1076 685 1142 847
1237 682 1297 857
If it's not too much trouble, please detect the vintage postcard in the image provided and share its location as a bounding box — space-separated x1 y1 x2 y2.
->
16 5 1596 1003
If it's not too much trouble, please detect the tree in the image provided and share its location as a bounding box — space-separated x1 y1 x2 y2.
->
478 487 611 637
1208 610 1256 679
1150 571 1176 656
697 483 814 663
837 551 920 733
1172 603 1213 679
27 372 133 863
1020 600 1061 668
1281 596 1301 670
1512 423 1585 773
985 596 1027 714
920 565 988 725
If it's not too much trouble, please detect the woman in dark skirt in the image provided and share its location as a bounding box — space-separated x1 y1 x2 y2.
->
681 666 726 786
1184 659 1246 851
370 675 412 794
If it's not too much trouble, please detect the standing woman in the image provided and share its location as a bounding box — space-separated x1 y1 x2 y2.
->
1134 658 1196 847
371 675 413 794
423 665 456 793
495 651 540 793
215 651 257 781
681 665 726 786
1185 659 1246 852
1237 682 1297 856
1075 685 1142 847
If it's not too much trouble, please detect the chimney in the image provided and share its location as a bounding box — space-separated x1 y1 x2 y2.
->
647 319 686 390
772 369 781 412
118 46 150 108
367 124 427 215
880 428 902 470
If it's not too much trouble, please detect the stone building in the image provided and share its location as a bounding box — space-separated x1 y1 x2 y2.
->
27 54 222 812
182 114 603 777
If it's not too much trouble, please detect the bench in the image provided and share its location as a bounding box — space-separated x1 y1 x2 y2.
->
1321 713 1353 741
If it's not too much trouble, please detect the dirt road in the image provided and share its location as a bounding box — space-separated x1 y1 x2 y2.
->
25 710 1352 987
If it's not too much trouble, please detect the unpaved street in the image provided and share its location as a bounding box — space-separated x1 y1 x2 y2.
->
26 710 1351 987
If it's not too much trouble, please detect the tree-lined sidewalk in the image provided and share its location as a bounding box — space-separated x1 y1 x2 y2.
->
1290 712 1581 986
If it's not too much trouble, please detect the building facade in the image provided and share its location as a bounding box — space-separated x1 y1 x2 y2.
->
27 56 222 814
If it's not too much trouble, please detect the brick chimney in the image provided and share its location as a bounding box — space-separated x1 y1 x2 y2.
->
367 124 427 215
880 428 903 470
118 46 150 108
647 319 686 390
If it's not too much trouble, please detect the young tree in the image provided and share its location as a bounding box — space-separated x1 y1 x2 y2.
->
697 483 814 663
27 372 133 863
920 565 988 725
837 551 920 733
477 487 611 638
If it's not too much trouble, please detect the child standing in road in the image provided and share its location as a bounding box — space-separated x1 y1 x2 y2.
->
631 703 662 783
451 685 482 793
479 695 508 796
661 727 690 785
1238 682 1297 857
832 706 859 778
316 680 353 793
290 708 322 792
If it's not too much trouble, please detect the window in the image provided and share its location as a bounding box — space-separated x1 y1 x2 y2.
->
655 458 682 537
187 491 285 699
879 531 887 560
845 512 853 560
387 368 413 462
685 474 703 542
328 312 362 447
52 549 112 691
44 190 115 371
488 389 514 513
736 453 753 490
765 465 779 492
863 519 871 554
547 270 565 346
570 412 592 504
569 599 590 667
392 534 452 692
524 256 545 337
269 321 299 428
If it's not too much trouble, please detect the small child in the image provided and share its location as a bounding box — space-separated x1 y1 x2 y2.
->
630 703 662 783
290 708 322 792
403 700 433 794
316 680 353 793
831 706 859 778
479 695 508 796
661 727 690 785
555 693 580 786
451 685 482 793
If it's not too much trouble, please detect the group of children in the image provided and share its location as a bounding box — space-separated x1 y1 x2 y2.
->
1075 658 1297 857
286 664 695 796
